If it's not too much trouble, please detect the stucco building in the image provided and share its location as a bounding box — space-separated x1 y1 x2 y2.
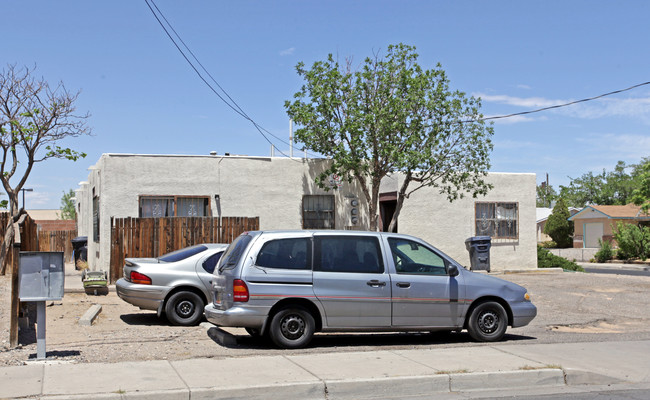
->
75 153 537 272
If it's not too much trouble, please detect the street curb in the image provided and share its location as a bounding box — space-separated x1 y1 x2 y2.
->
19 368 621 400
78 304 102 326
563 367 623 386
502 268 564 274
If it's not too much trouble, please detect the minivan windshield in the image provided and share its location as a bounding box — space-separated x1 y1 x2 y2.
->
158 245 208 262
219 234 253 273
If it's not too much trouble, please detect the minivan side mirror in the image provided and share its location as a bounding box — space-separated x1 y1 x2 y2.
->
448 264 459 277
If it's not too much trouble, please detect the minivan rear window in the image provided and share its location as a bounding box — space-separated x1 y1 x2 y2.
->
219 234 253 272
314 236 383 273
158 244 208 262
256 238 310 270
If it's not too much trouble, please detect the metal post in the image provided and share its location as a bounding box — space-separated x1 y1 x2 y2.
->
36 301 46 359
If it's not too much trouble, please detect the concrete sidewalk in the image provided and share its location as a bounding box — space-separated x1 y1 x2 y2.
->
1 339 648 399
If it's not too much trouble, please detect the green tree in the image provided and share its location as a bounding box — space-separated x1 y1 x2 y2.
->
631 159 650 214
0 65 89 275
559 160 639 208
59 189 76 220
543 198 574 248
536 182 557 207
285 44 493 231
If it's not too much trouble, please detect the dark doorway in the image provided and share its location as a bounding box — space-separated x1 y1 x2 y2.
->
379 192 397 232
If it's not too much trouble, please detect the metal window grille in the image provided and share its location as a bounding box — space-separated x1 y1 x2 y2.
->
475 202 518 239
302 195 335 229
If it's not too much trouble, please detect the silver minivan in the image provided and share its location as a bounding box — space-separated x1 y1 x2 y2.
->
205 230 536 348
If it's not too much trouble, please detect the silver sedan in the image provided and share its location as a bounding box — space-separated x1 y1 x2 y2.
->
116 243 228 326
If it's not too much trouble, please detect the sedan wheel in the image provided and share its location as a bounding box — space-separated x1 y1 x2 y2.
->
467 301 507 342
165 291 204 326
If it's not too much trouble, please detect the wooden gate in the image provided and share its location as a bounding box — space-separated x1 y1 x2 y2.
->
110 216 259 282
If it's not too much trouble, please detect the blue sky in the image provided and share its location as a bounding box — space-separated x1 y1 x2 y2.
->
3 0 649 209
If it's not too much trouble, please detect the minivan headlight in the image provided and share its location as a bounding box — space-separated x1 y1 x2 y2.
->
524 292 531 301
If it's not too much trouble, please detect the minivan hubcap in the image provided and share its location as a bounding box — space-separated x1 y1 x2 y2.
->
281 314 305 339
177 300 194 317
478 310 498 333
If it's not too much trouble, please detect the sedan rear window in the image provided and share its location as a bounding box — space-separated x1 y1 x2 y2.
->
158 245 208 262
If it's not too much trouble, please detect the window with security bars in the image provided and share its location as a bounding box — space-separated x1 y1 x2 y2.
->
139 196 210 217
302 195 335 229
475 202 518 239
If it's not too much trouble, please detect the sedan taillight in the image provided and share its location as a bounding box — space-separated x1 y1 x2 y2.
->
130 271 152 285
233 279 249 302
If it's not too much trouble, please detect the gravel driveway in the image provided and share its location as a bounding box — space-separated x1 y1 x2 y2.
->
1 271 649 366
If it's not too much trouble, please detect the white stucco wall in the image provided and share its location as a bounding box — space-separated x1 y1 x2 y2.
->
76 154 536 272
386 172 537 270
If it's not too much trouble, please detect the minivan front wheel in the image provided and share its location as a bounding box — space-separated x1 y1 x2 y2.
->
269 306 315 349
467 301 507 342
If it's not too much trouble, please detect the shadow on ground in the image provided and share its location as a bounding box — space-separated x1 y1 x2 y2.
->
207 327 536 350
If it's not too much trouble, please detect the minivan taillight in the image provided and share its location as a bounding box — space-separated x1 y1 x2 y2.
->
130 271 152 285
233 279 249 302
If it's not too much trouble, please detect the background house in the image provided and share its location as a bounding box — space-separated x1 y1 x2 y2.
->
568 204 650 248
76 153 537 273
535 207 580 243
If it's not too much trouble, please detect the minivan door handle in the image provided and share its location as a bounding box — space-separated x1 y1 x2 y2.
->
396 282 410 288
366 280 386 287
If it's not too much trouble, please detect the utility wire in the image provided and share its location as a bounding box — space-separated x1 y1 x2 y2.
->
478 81 650 122
145 0 317 159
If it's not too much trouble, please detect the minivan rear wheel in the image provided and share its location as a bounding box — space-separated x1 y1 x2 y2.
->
467 301 507 342
269 306 315 349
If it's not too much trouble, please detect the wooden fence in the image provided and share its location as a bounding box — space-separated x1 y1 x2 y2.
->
110 216 259 283
1 213 76 259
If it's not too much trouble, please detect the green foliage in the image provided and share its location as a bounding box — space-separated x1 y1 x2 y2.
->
537 246 584 272
536 183 557 208
559 160 644 208
630 159 650 214
285 44 493 230
543 198 574 248
0 200 6 209
59 189 76 220
539 240 557 248
594 239 613 263
613 222 650 261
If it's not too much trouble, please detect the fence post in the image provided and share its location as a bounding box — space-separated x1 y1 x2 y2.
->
9 242 21 347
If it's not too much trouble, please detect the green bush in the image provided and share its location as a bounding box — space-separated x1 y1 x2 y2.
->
537 245 585 272
594 239 613 263
539 241 557 248
543 199 574 248
613 222 650 261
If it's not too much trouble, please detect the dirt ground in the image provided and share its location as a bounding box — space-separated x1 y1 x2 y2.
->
1 271 650 366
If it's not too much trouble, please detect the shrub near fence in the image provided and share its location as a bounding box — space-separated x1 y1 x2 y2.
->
110 216 259 283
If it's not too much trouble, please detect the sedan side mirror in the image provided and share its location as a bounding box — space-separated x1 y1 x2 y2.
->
448 264 459 277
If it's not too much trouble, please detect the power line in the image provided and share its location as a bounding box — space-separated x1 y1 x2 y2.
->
145 0 317 159
478 81 650 122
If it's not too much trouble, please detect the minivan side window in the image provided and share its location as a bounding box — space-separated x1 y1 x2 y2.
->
314 236 383 273
255 238 310 270
388 238 447 275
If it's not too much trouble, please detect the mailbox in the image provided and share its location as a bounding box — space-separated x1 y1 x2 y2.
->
18 252 65 301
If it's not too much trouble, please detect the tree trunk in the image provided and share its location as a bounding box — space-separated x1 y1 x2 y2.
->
387 173 412 233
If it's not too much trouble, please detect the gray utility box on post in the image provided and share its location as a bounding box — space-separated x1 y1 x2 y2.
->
18 251 65 360
18 252 65 301
464 236 492 272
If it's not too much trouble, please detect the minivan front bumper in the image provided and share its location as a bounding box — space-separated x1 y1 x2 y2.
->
204 304 268 328
510 301 537 328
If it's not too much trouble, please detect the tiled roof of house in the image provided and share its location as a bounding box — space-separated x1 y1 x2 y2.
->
588 204 644 218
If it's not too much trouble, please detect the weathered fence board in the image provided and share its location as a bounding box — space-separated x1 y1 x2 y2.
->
110 216 259 283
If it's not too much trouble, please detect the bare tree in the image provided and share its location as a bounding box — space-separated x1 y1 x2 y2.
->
0 64 90 274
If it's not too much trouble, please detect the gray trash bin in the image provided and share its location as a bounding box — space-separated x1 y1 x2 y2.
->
465 236 491 272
